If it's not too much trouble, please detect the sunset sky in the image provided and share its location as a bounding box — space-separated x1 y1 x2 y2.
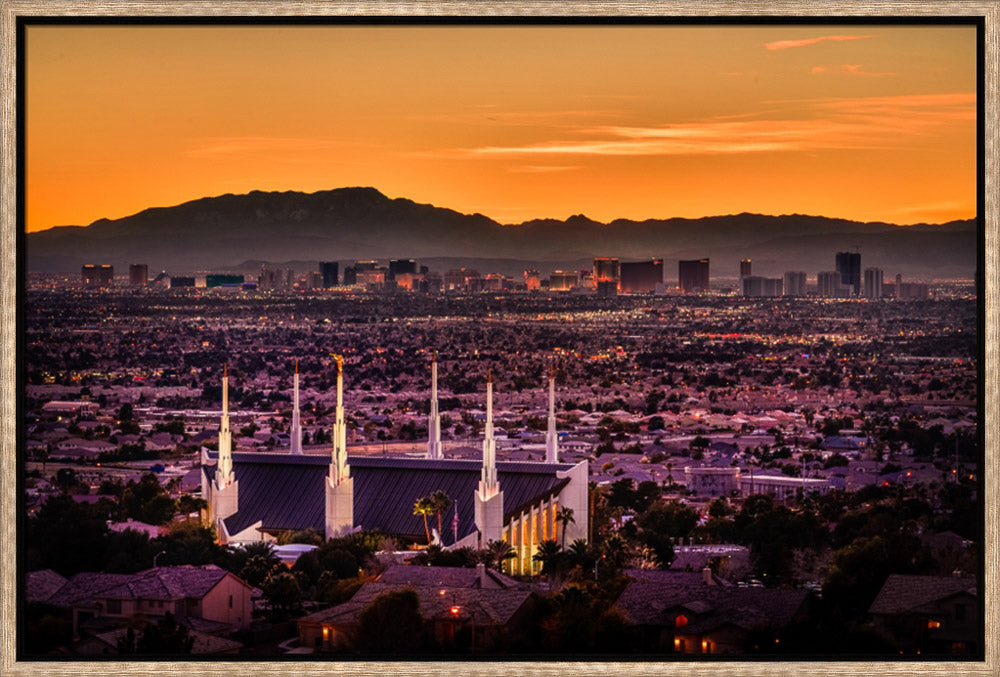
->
25 24 977 232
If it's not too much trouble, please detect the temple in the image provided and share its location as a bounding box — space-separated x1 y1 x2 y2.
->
201 358 588 575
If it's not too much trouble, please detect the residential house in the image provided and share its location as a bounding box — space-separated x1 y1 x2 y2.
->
36 564 254 638
297 563 535 653
614 568 810 654
869 574 977 654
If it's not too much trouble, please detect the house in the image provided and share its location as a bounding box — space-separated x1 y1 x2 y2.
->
868 574 977 654
37 564 255 638
614 568 810 654
297 564 536 653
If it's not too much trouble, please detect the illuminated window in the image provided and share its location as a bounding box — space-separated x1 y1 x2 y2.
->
927 619 941 629
675 614 688 628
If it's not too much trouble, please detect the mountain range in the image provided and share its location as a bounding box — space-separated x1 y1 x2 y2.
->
26 187 977 279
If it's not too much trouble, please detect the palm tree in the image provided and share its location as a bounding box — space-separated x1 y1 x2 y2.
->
555 506 575 548
567 539 596 570
484 539 515 571
429 489 451 541
532 539 564 576
413 496 434 544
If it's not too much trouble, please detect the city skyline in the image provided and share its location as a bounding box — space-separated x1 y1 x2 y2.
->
25 23 977 233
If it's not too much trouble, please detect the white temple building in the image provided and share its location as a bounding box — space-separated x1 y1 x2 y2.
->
201 357 588 576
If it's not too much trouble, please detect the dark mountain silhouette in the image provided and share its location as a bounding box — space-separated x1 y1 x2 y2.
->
26 187 977 278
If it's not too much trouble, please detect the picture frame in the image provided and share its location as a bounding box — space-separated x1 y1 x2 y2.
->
1 1 996 675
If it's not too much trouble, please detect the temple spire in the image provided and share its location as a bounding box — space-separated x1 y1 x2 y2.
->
545 362 559 464
326 353 354 539
290 360 302 455
474 368 503 547
427 351 442 460
330 354 350 484
480 369 498 494
216 364 233 487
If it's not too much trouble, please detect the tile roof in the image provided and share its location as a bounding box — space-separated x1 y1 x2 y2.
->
207 452 575 540
868 574 977 615
26 569 69 603
614 574 807 632
301 579 534 627
376 563 521 590
45 566 235 608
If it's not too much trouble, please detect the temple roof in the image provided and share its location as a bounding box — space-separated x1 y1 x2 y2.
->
204 452 577 541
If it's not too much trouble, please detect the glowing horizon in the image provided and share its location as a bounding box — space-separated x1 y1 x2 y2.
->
26 24 977 232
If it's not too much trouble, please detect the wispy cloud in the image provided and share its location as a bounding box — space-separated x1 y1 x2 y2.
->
812 64 896 77
404 108 624 128
507 165 583 173
454 92 974 159
765 34 873 51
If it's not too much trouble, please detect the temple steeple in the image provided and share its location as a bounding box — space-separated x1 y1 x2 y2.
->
326 354 353 538
427 351 442 460
545 363 559 464
480 369 498 492
474 369 503 546
207 363 239 542
290 360 303 455
330 354 350 484
216 364 234 485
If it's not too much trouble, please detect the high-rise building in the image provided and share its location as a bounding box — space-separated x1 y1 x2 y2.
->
82 264 114 287
741 276 783 297
206 274 244 288
592 258 620 291
740 259 752 278
524 269 541 291
258 266 294 291
389 259 416 280
169 276 195 289
863 268 884 299
129 264 148 286
620 259 663 293
678 259 710 293
783 271 807 297
319 261 339 288
836 252 861 295
548 270 577 291
817 271 850 297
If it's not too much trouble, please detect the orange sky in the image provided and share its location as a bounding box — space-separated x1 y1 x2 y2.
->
25 24 977 232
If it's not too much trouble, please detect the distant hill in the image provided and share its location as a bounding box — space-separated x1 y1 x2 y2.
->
26 187 977 278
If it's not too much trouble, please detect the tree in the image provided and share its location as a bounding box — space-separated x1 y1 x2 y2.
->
117 612 194 655
429 489 452 541
413 496 434 544
356 589 424 654
120 473 176 525
708 496 733 518
533 539 565 576
483 539 515 571
26 495 109 575
555 506 575 548
262 571 303 617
